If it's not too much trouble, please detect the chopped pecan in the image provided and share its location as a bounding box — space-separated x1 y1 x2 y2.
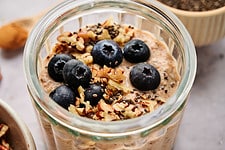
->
87 31 97 41
97 29 111 40
80 53 93 65
0 124 11 150
102 17 114 27
0 124 8 138
77 29 90 41
98 100 114 112
57 32 85 51
97 66 125 83
108 79 131 94
113 26 134 45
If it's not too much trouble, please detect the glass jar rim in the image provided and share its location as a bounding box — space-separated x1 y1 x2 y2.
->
23 0 197 137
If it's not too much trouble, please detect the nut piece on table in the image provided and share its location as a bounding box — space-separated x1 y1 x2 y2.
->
0 23 28 51
0 69 2 81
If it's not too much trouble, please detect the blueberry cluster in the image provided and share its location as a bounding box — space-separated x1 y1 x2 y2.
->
47 39 160 110
48 53 107 110
91 39 160 91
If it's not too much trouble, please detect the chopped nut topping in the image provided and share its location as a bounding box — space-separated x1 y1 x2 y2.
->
40 18 180 121
0 124 11 150
57 32 85 51
96 66 125 83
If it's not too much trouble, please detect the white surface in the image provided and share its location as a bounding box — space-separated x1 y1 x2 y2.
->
0 1 225 150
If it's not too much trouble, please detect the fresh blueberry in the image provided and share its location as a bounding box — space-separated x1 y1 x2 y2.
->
129 63 160 91
91 40 123 68
63 59 92 89
123 39 150 63
48 54 74 82
84 84 104 106
49 85 76 109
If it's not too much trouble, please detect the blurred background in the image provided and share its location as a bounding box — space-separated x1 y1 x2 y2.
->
0 0 225 149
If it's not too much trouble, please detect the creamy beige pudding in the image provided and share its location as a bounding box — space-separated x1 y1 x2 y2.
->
38 18 182 149
40 19 180 120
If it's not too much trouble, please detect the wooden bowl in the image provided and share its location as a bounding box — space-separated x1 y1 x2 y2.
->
0 99 36 149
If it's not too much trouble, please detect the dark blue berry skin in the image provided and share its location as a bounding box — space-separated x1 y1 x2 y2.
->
48 54 74 82
84 84 104 106
123 39 150 63
49 85 76 109
129 63 160 91
63 59 92 89
91 40 123 68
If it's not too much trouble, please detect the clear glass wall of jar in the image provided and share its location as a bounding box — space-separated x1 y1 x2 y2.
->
24 0 197 149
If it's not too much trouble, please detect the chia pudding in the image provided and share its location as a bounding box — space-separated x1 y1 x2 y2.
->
37 18 182 149
39 18 180 121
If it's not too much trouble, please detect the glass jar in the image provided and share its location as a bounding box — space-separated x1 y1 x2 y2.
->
23 0 197 149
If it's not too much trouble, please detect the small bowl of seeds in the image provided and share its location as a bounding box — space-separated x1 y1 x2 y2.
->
0 99 36 149
157 0 225 47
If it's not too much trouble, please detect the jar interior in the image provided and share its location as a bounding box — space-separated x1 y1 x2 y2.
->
25 0 195 137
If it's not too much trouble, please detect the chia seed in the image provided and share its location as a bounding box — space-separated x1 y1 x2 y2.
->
158 0 225 11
